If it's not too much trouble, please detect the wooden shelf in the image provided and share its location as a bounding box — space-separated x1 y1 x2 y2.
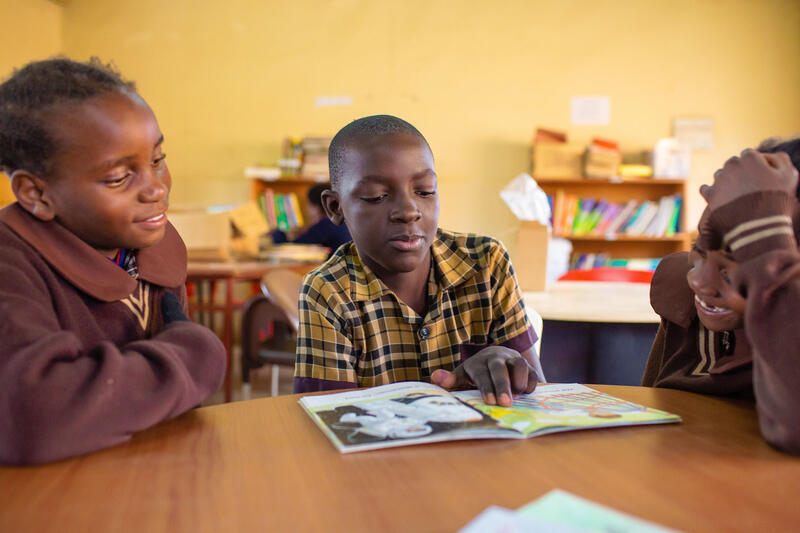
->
559 234 689 242
251 176 329 227
536 177 686 185
536 177 690 261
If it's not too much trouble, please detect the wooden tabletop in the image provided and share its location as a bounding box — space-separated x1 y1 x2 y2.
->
1 386 798 532
524 281 660 323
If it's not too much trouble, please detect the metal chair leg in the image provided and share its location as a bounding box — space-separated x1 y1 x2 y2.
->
270 364 280 397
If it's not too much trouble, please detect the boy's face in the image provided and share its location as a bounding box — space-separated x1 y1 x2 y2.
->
328 133 439 279
687 242 745 332
38 92 170 257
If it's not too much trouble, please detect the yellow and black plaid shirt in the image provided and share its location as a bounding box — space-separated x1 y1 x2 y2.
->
294 228 535 392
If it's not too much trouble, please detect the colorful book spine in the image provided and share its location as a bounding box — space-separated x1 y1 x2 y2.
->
274 194 291 231
263 188 278 229
666 195 682 236
288 193 305 227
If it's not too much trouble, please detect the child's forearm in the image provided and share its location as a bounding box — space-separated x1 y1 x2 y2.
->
736 249 800 454
0 321 225 465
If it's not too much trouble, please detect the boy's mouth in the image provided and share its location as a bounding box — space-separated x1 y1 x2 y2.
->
694 294 732 315
389 234 425 252
136 212 167 229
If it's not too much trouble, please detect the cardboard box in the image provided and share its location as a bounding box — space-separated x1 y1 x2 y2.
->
531 142 584 178
584 146 622 179
168 207 232 261
514 221 549 292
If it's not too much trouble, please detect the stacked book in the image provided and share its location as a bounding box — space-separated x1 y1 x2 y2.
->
300 137 331 178
549 192 681 238
258 189 304 231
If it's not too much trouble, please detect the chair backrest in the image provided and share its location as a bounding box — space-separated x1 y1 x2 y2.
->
526 306 543 356
260 269 305 332
557 267 653 284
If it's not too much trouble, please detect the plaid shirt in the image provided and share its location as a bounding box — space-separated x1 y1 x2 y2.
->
294 228 535 393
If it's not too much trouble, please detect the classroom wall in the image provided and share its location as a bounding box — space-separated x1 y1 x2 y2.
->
0 0 62 205
3 0 800 255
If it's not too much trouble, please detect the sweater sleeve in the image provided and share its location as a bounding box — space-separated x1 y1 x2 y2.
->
0 258 226 465
708 191 800 453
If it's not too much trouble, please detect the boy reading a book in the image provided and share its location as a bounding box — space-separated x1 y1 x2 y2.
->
294 115 543 406
643 138 800 453
0 58 226 465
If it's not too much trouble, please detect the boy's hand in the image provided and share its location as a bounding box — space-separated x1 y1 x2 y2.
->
431 346 538 407
700 149 799 211
161 292 190 324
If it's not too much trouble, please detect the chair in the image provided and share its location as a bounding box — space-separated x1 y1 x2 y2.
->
527 306 543 356
557 267 653 284
240 269 304 399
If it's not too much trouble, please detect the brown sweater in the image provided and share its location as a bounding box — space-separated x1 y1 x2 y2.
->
0 204 226 465
643 191 800 454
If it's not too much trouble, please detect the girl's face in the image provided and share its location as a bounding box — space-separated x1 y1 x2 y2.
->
40 91 171 257
686 246 745 332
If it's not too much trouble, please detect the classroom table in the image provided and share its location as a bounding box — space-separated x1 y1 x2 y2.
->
524 281 661 385
186 260 317 402
2 385 798 532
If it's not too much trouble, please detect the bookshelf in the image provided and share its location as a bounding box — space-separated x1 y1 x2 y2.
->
536 176 690 261
250 176 328 229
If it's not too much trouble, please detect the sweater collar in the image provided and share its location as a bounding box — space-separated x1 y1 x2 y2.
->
0 203 186 302
348 228 479 302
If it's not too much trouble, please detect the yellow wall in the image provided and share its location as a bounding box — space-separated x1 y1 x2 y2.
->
3 0 800 253
0 0 62 205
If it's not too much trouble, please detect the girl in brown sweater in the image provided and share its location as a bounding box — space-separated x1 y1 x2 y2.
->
0 58 226 464
643 138 800 454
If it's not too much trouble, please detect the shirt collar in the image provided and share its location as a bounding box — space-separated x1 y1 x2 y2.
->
347 229 480 302
0 203 187 302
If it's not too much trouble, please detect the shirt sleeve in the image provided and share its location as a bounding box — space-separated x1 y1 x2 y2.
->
293 274 358 393
487 239 534 347
0 255 226 465
708 191 800 453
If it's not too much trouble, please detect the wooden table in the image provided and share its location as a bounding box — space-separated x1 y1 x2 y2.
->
186 260 317 402
523 281 660 323
2 386 798 532
524 282 661 385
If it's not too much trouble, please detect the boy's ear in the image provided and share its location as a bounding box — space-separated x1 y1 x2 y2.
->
10 170 56 221
321 189 345 225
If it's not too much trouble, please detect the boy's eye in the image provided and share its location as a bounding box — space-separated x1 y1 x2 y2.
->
104 172 131 187
361 195 386 203
152 153 167 167
416 190 436 197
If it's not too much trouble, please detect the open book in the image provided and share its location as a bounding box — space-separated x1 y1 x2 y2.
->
299 382 680 453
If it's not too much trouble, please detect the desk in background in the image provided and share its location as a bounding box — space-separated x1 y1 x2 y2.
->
524 281 660 386
186 260 317 402
2 385 798 532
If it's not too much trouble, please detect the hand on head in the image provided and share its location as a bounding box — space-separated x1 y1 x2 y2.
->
700 149 799 211
431 346 538 407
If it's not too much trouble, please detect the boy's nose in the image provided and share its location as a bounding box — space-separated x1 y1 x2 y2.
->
390 193 421 222
139 170 169 202
687 268 719 297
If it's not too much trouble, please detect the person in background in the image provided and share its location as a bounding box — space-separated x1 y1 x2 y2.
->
643 137 800 454
271 182 351 256
0 57 226 465
294 115 544 404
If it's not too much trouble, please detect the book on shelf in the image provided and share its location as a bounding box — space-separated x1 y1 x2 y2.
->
258 189 304 231
568 256 662 271
552 193 681 239
299 381 680 454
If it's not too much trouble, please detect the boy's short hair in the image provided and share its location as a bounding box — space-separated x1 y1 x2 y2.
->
0 57 136 177
328 115 431 190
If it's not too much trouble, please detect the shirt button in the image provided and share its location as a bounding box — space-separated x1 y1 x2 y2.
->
419 327 430 339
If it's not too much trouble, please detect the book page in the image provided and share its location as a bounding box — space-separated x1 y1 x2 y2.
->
299 382 519 453
452 384 680 437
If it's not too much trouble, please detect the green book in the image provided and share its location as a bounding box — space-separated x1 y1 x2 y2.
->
274 194 291 231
